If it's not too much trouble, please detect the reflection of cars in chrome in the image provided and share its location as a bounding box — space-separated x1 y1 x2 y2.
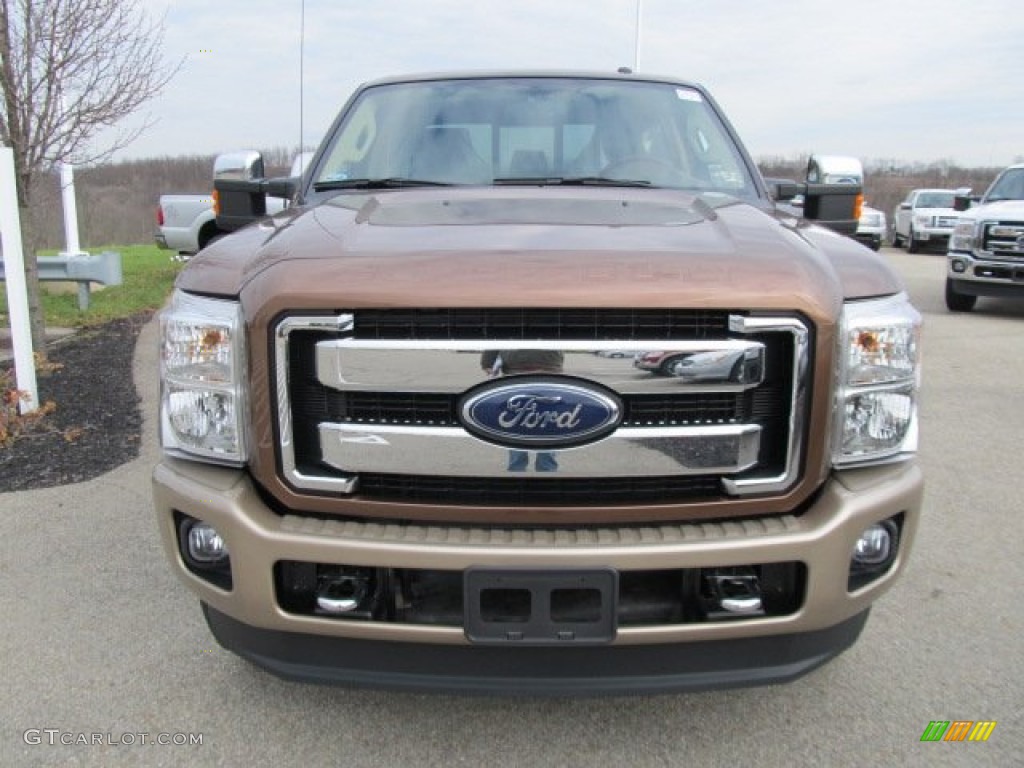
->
634 349 757 382
594 350 634 358
634 350 681 375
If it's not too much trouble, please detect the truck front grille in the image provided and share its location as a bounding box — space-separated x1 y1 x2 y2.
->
982 221 1024 259
273 309 810 508
352 308 730 340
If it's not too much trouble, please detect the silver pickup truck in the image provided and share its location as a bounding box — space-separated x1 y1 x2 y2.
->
155 153 311 258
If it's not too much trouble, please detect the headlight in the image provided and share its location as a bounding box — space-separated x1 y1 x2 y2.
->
949 218 978 252
160 291 248 464
833 294 921 467
912 214 930 228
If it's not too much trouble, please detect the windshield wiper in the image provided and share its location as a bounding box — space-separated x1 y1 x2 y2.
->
493 176 652 188
312 177 454 192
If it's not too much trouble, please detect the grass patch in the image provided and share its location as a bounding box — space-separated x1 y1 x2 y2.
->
1 244 182 327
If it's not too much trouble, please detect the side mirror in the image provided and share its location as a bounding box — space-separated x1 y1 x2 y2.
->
805 154 863 186
800 155 863 236
212 151 300 232
953 194 978 212
213 151 266 232
899 202 912 210
802 183 862 236
213 151 265 182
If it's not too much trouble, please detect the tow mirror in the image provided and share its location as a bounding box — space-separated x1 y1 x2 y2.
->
212 151 299 232
214 151 265 182
953 194 978 212
800 155 864 236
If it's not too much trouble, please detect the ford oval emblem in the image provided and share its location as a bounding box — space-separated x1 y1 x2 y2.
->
459 376 623 449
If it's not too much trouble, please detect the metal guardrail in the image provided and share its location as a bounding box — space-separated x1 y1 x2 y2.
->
0 250 122 309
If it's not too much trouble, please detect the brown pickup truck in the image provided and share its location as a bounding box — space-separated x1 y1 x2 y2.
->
153 70 923 694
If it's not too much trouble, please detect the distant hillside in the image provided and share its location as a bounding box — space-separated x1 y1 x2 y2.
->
25 152 1005 250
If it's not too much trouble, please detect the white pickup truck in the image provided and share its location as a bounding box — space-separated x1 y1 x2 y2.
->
946 163 1024 311
155 153 311 258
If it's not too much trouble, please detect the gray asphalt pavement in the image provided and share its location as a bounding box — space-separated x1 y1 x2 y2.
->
2 248 1021 767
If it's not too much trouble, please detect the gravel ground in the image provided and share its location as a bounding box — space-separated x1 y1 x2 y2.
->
0 313 151 492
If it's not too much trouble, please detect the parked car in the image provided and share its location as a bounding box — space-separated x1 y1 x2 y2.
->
946 163 1024 311
855 205 886 251
890 188 959 253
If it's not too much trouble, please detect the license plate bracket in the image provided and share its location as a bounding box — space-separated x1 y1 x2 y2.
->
464 567 618 645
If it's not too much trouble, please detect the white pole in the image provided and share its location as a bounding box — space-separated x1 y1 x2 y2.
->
59 161 84 256
634 0 643 71
0 146 39 414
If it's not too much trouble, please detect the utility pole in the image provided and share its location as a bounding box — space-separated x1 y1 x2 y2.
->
634 0 643 71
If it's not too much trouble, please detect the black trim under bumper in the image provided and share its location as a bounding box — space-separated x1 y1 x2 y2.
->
203 604 870 696
948 277 1024 299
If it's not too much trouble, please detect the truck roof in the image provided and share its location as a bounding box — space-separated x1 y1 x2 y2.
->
357 69 705 91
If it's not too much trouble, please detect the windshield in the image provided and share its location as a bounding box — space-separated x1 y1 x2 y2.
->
985 168 1024 202
313 77 757 197
915 192 956 208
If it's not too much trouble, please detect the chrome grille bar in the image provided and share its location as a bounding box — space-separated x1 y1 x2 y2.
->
273 312 810 500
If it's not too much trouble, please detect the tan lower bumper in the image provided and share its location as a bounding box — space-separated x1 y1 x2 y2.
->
152 457 923 646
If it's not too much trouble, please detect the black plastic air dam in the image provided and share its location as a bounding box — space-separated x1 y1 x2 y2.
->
202 604 869 696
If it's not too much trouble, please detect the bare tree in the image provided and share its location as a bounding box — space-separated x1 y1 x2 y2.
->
0 0 176 357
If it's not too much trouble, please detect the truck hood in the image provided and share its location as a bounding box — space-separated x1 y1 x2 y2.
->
179 187 901 316
967 199 1024 219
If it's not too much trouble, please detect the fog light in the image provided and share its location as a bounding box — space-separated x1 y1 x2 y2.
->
853 523 891 566
951 259 966 274
187 521 228 563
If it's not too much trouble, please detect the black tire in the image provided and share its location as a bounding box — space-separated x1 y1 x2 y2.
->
659 355 686 377
891 229 902 248
945 277 977 312
198 234 226 253
907 228 920 253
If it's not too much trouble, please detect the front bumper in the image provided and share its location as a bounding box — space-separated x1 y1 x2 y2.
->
153 458 922 692
203 602 869 695
854 231 882 250
947 253 1024 296
911 228 953 242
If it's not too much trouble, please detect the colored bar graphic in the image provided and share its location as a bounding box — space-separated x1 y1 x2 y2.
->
968 722 997 742
920 720 996 743
944 721 973 742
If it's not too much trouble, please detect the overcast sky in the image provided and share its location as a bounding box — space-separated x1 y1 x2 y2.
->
110 0 1023 168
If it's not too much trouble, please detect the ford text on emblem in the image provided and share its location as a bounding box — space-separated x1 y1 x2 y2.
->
459 377 623 449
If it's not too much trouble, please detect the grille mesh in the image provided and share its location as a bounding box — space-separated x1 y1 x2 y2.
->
353 308 730 340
